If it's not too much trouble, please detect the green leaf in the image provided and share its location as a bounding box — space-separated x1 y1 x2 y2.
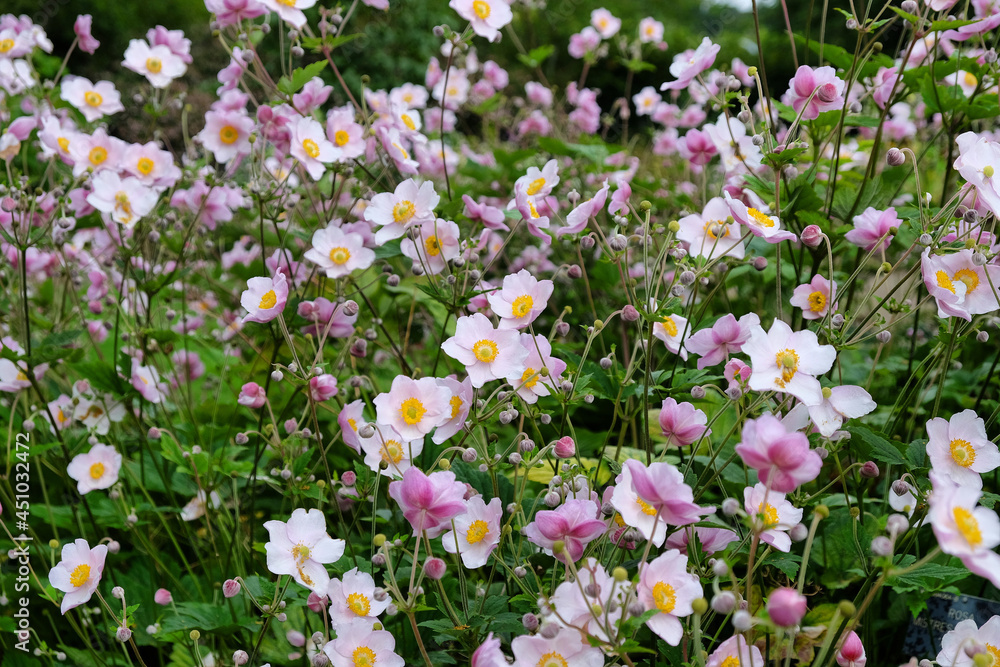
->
847 425 907 466
888 562 971 593
906 439 927 469
301 33 363 54
374 239 402 259
517 44 555 69
277 60 329 96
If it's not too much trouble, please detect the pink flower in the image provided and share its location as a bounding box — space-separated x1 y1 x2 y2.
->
154 588 172 605
653 313 690 360
664 526 739 554
707 636 764 667
240 270 289 324
86 171 158 229
449 0 513 42
525 81 553 106
639 17 665 44
206 0 267 27
633 86 662 116
238 382 266 408
60 76 123 122
49 539 108 614
74 15 100 54
557 180 609 237
196 109 254 163
678 128 718 166
926 409 1000 489
523 498 606 563
928 471 1000 587
736 415 822 492
921 248 1000 321
686 312 760 368
512 184 552 241
303 223 375 278
487 269 553 329
309 374 338 402
365 178 439 245
387 467 468 538
337 399 365 453
725 192 798 243
66 443 122 495
472 633 509 667
806 385 877 437
289 116 338 180
327 567 389 630
442 313 528 388
661 37 721 91
611 463 667 546
400 218 461 275
623 459 713 525
123 141 181 187
373 375 450 441
554 436 576 459
590 8 621 38
658 398 711 447
790 274 838 320
432 376 473 444
846 207 898 252
263 508 346 593
359 424 421 477
131 361 165 404
743 319 837 405
638 550 703 645
442 495 503 568
781 65 845 120
511 627 604 667
324 619 404 667
767 587 807 627
837 631 867 667
259 0 317 29
508 334 566 403
122 40 186 88
608 179 632 216
325 107 365 159
872 67 899 109
462 195 508 231
954 131 1000 218
568 27 601 59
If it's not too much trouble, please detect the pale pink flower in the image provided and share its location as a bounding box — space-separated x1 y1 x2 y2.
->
928 471 1000 587
725 192 798 243
462 195 508 231
388 467 468 537
936 617 998 667
196 109 254 163
511 183 552 241
365 178 439 244
736 414 822 492
568 27 601 59
401 218 461 275
806 385 877 437
359 424 421 477
658 398 711 447
846 207 898 252
837 631 867 667
131 361 164 403
790 274 837 320
289 116 338 180
921 248 1000 321
304 223 375 278
523 499 606 562
514 159 560 200
664 526 740 554
373 375 450 441
486 269 553 329
123 141 181 187
511 627 604 667
926 409 1000 489
122 40 186 88
781 65 845 120
66 443 122 495
525 81 553 106
472 633 509 667
327 567 389 630
86 171 158 229
590 8 621 38
639 17 665 44
180 489 221 521
442 313 528 388
678 129 719 166
325 107 365 160
743 482 804 552
623 459 713 525
263 508 345 593
557 180 609 237
240 270 289 324
309 375 338 402
549 559 623 641
432 376 473 444
337 399 365 453
871 67 900 109
638 550 702 645
442 495 503 568
49 539 108 614
74 15 100 54
259 0 317 29
206 0 267 28
743 319 837 405
60 76 122 122
324 618 404 667
507 333 565 403
238 382 267 408
686 312 760 368
633 86 661 116
954 131 1000 218
449 0 513 43
768 586 808 627
653 313 690 360
661 37 721 91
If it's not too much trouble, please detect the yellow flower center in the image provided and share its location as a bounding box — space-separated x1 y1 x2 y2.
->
136 157 155 175
774 348 799 388
466 519 490 544
353 646 376 667
219 125 239 145
302 138 320 159
955 268 979 294
89 462 105 479
425 235 441 256
401 114 416 131
0 38 14 53
721 657 741 667
536 653 569 667
392 200 415 223
347 592 371 616
704 220 729 239
762 503 779 528
526 177 545 196
473 339 499 363
808 290 827 313
512 294 534 318
348 418 358 431
57 408 68 424
747 207 775 228
662 316 678 338
449 395 463 419
258 290 277 310
381 439 404 464
964 72 978 88
89 146 108 165
84 91 103 107
636 497 658 516
950 439 976 467
985 645 1000 667
936 270 955 293
291 543 311 562
528 200 540 218
392 142 410 160
58 136 70 152
70 563 91 588
652 581 677 613
953 507 982 547
146 57 162 74
15 371 28 382
114 192 135 224
334 130 350 146
329 247 351 265
400 397 426 425
520 367 539 389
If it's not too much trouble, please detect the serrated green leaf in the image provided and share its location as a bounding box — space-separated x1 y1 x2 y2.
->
277 60 329 96
847 425 907 466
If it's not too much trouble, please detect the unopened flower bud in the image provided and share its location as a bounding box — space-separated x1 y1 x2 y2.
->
691 386 706 399
875 330 891 344
887 513 909 537
860 461 880 478
817 83 838 103
732 609 753 631
514 566 527 578
556 322 570 336
233 650 249 665
540 623 559 639
738 109 752 123
712 560 729 577
721 498 740 516
886 147 906 167
117 626 132 642
801 225 824 248
901 0 918 11
831 313 845 329
580 235 596 250
522 613 539 631
712 591 737 614
609 235 628 252
768 587 808 627
554 436 575 459
790 523 809 542
423 557 447 580
223 579 241 598
358 423 375 439
753 256 768 271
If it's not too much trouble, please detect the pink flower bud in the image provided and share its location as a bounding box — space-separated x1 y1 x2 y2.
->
423 557 447 580
622 304 640 322
233 650 249 666
554 436 576 459
223 579 241 598
801 225 824 248
816 83 838 103
307 592 327 613
836 630 867 667
237 382 267 409
341 471 357 486
767 586 807 627
154 589 172 606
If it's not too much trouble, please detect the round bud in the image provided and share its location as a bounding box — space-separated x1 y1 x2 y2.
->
978 330 990 343
522 613 539 631
612 566 628 582
721 498 740 516
753 256 768 271
691 597 709 615
886 147 906 167
814 505 830 519
712 591 737 614
790 523 809 542
875 330 891 344
838 600 857 618
860 461 880 478
732 609 753 631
